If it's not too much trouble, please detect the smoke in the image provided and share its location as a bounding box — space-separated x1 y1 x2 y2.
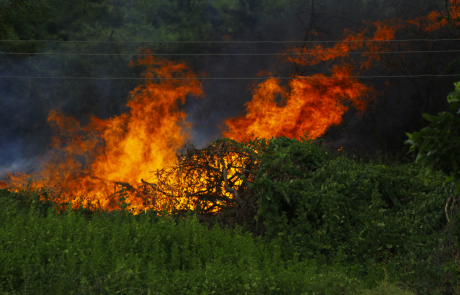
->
0 0 454 182
184 0 451 155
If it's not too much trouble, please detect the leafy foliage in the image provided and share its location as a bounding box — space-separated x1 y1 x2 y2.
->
246 136 450 267
194 134 457 293
1 135 459 293
405 80 460 196
0 189 376 295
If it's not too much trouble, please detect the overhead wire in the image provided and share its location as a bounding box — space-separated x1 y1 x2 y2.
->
1 74 460 80
1 38 460 43
1 49 460 56
1 38 459 80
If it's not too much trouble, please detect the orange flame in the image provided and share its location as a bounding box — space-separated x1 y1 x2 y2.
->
407 0 460 32
222 65 372 142
2 3 458 217
2 49 208 215
221 19 407 142
221 2 459 143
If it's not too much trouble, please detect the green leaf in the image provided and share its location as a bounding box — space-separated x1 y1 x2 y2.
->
422 113 435 122
446 175 456 183
406 80 460 197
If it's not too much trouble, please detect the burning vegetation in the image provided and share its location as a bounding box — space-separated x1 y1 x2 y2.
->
0 50 273 231
1 1 459 230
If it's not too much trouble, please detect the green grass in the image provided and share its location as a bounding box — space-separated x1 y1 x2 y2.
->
0 143 458 294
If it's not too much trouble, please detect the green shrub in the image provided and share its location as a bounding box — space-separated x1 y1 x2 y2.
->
243 135 452 268
405 80 460 196
0 199 373 295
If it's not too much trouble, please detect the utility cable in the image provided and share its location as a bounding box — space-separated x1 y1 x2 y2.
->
0 38 460 44
1 74 460 80
1 49 460 56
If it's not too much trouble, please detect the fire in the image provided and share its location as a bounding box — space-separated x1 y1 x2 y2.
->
222 65 372 142
1 3 458 218
407 0 460 32
221 0 460 143
1 49 225 215
221 20 405 142
0 50 268 218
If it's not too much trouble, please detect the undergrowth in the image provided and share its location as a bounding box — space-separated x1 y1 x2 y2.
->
0 136 458 295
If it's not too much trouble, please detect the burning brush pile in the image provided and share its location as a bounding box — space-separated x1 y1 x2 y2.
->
0 49 281 235
101 136 272 235
0 132 331 240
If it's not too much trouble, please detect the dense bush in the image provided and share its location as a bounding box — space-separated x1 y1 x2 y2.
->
223 135 450 268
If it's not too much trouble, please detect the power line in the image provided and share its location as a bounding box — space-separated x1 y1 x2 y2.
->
1 49 460 56
1 74 459 80
0 38 460 44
